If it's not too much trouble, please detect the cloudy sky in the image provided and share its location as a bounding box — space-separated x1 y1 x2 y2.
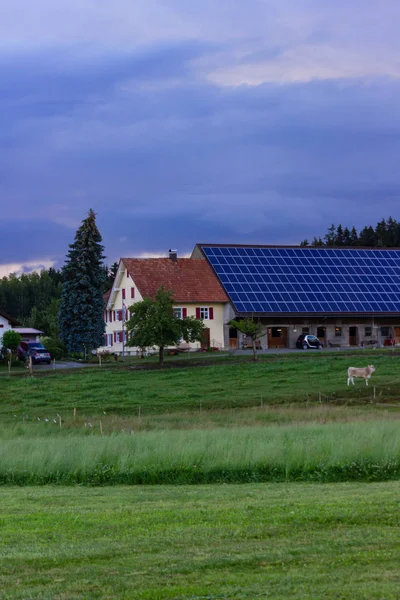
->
1 0 399 275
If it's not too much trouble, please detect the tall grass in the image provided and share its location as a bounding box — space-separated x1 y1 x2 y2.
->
1 420 400 485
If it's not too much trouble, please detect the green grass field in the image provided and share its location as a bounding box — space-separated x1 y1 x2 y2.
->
1 482 400 599
1 350 400 421
1 352 400 597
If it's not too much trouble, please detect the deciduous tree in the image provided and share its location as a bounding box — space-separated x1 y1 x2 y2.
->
229 318 264 361
126 287 204 365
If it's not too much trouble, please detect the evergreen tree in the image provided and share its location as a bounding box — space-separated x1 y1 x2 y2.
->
311 236 324 246
324 224 336 246
300 239 309 247
386 216 398 246
358 225 375 246
349 226 358 246
58 209 106 353
375 218 387 247
342 227 351 246
335 224 345 246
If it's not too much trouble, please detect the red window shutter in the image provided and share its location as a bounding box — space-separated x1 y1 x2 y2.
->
131 287 135 298
113 332 116 343
110 335 113 347
209 307 214 320
122 288 126 300
113 310 116 321
183 308 187 318
110 310 113 322
196 307 200 319
104 334 107 346
119 310 123 321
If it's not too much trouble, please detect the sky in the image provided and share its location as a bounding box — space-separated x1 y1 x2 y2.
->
1 0 400 276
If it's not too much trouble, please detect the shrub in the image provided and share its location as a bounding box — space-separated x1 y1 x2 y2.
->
40 337 67 360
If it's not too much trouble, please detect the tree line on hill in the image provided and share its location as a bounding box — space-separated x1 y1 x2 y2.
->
300 217 400 248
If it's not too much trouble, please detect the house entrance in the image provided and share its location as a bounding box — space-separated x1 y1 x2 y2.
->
349 326 358 346
317 326 326 339
228 327 238 349
267 327 288 348
394 327 400 345
201 328 210 350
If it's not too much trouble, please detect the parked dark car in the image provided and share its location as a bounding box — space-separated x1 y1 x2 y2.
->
296 334 323 350
17 341 52 364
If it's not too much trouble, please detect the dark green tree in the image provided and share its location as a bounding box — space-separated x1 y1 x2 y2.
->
386 217 399 246
375 218 387 247
58 209 106 354
359 225 375 246
311 236 324 246
324 224 336 246
335 224 345 246
126 287 204 365
349 226 358 246
300 239 309 247
342 226 351 246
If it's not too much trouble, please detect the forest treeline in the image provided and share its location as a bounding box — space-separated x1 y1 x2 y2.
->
301 217 400 248
0 263 118 337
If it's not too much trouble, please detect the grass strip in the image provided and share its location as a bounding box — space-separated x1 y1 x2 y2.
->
1 420 400 485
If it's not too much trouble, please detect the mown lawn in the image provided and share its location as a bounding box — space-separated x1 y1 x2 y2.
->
1 482 400 599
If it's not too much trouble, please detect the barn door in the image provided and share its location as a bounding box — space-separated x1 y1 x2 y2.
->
349 326 358 346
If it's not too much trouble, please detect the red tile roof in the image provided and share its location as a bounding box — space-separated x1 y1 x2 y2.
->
121 258 228 303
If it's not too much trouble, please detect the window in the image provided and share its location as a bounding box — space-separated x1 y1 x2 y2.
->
302 327 309 334
196 307 214 320
365 326 372 337
106 334 113 347
335 327 342 337
122 289 126 300
200 307 209 319
381 327 390 337
115 310 123 322
173 308 183 319
131 287 135 299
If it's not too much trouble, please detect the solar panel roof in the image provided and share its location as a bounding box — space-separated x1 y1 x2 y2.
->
200 245 400 315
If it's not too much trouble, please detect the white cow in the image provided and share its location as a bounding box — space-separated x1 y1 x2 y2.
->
347 365 376 386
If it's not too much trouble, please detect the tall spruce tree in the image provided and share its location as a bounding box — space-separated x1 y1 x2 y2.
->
58 209 106 353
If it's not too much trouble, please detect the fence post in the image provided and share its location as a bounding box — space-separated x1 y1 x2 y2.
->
100 420 103 435
319 392 322 403
53 358 56 370
59 415 62 429
74 407 77 421
138 406 141 423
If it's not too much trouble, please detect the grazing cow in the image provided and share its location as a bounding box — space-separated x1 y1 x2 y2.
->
347 365 376 386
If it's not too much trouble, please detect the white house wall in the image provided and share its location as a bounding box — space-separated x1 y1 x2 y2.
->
98 264 227 354
0 314 12 346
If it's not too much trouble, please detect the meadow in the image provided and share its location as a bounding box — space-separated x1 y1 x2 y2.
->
1 351 400 598
1 350 400 485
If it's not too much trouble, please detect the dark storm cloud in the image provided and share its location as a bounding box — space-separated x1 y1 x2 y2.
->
1 0 400 272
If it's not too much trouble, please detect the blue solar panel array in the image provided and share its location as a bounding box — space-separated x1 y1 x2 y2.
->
201 246 400 314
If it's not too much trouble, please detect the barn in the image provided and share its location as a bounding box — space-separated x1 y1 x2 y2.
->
192 244 400 350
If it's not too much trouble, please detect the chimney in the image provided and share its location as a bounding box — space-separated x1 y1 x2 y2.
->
168 249 178 262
